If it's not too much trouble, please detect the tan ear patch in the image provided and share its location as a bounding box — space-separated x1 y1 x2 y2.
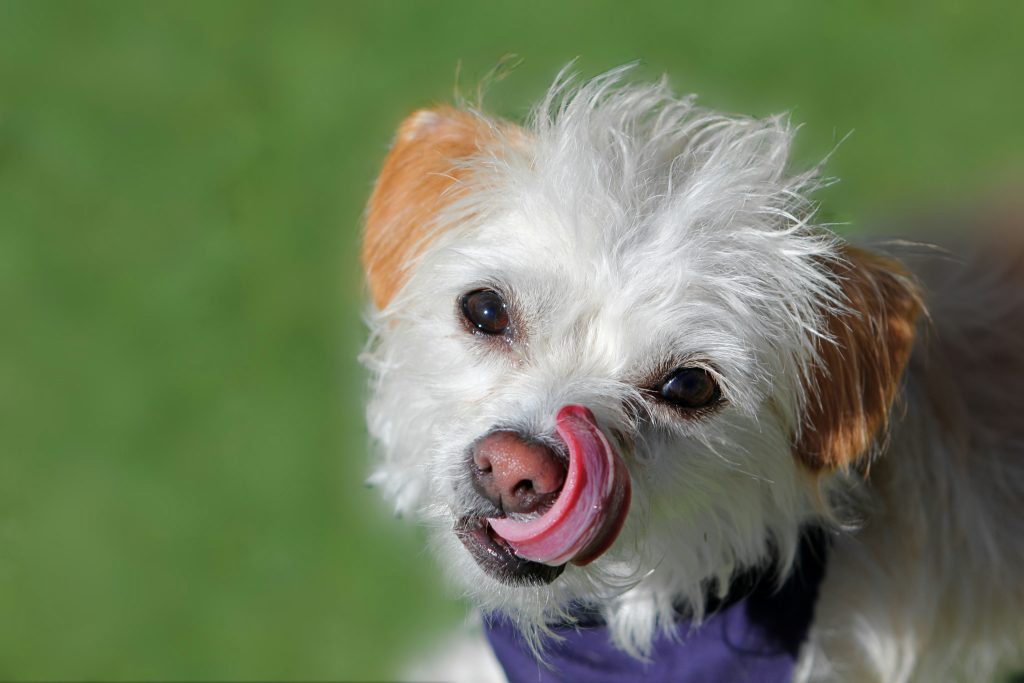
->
797 246 924 470
362 106 492 309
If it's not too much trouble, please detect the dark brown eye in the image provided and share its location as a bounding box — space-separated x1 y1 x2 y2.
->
659 367 720 409
460 289 510 335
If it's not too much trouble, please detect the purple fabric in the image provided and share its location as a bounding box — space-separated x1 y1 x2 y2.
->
483 530 828 683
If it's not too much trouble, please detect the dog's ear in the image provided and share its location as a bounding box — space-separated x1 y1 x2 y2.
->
363 107 492 309
797 246 924 470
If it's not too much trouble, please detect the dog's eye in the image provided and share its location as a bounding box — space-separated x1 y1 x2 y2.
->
460 289 510 335
659 368 720 409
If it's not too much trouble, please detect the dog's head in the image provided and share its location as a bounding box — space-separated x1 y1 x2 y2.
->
361 70 921 654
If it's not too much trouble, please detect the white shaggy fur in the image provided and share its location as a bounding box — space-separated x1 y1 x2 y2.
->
362 68 1024 681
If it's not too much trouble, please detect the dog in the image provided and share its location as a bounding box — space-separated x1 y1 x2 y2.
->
360 67 1024 682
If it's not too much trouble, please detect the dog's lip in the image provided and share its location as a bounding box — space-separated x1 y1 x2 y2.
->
487 405 632 567
454 516 566 586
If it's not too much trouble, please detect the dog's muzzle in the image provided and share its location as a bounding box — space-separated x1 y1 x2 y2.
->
456 404 632 585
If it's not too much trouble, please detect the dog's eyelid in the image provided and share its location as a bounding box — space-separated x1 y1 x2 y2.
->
636 356 719 390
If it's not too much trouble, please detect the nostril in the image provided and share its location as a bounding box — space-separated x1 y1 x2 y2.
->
513 479 534 497
473 452 493 474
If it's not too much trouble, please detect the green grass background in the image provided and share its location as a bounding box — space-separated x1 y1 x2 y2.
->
1 1 1021 680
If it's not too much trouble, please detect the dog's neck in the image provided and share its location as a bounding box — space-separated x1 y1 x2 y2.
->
484 528 829 682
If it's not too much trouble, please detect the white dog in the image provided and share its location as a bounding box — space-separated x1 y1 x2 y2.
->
360 67 1024 682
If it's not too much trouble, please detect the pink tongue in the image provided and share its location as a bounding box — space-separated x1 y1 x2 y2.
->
487 405 631 566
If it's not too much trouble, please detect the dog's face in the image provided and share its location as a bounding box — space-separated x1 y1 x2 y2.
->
361 71 921 654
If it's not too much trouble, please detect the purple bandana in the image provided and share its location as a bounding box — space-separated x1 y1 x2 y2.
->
484 529 828 683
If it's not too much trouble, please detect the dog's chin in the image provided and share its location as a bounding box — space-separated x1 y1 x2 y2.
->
455 516 567 586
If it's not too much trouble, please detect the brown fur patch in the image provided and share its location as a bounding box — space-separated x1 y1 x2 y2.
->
362 107 493 309
797 246 924 470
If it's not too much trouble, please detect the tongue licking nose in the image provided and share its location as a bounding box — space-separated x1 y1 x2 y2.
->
486 405 632 567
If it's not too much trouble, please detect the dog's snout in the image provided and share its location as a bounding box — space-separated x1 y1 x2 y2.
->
471 432 566 515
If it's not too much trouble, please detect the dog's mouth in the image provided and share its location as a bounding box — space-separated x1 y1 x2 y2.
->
455 405 632 586
454 516 567 585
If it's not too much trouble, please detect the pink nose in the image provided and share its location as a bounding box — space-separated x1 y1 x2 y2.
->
471 431 567 515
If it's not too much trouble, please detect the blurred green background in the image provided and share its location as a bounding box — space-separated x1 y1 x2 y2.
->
1 1 1021 680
